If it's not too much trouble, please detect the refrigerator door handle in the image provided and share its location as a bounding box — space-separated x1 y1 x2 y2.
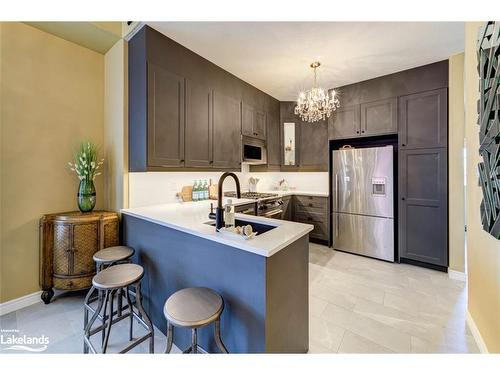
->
335 174 339 212
335 174 340 238
336 213 339 238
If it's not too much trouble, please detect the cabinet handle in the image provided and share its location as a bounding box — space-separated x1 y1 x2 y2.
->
209 160 214 164
401 197 406 201
361 130 365 134
402 144 406 147
180 159 185 163
356 131 360 134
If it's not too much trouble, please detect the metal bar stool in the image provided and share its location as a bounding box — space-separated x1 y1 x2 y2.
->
83 246 135 346
163 287 228 354
83 263 154 354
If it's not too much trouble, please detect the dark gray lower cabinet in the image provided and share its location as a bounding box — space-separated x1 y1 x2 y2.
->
292 195 329 242
281 195 293 221
213 91 241 169
147 62 185 167
399 148 448 267
185 79 212 168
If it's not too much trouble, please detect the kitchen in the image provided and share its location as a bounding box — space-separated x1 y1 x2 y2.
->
1 14 499 365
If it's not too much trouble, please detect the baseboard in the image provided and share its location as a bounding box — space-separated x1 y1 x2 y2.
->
448 269 467 282
466 310 489 353
0 291 42 316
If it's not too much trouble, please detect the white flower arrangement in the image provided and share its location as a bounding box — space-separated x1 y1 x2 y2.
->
67 141 104 182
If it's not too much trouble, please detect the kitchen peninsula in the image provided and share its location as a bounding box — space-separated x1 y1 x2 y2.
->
121 198 313 353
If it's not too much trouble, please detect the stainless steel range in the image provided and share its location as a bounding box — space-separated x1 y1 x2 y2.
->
224 192 284 219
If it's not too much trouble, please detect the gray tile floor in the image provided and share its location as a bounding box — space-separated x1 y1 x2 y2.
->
0 243 478 354
308 243 478 353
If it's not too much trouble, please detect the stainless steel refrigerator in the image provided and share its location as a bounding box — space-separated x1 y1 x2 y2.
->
331 145 394 262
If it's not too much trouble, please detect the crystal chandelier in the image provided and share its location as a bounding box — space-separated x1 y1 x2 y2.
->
295 62 339 123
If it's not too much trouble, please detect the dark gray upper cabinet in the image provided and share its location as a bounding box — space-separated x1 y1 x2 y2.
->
329 104 361 139
299 120 328 170
399 148 448 266
266 109 281 167
147 62 185 167
242 102 266 140
360 97 397 136
185 79 213 168
279 101 327 171
213 91 241 169
254 110 266 140
399 88 448 149
129 26 279 172
241 102 255 137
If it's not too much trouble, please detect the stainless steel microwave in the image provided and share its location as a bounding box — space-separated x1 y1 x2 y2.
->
242 136 267 165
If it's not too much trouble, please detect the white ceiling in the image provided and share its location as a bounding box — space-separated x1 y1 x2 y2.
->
147 22 464 101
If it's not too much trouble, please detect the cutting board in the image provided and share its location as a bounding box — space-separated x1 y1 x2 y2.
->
180 186 193 202
209 184 218 200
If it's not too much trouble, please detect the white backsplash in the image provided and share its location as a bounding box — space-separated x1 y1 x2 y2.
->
128 171 328 208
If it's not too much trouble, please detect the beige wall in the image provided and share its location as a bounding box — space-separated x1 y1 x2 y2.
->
0 22 104 303
448 53 466 273
464 22 500 353
104 40 128 212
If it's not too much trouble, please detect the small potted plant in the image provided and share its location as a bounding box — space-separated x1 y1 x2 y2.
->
68 141 103 213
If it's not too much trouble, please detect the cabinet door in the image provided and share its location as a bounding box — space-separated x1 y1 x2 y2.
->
399 88 447 149
361 97 397 136
281 196 293 221
213 91 241 169
53 224 71 276
185 80 213 168
241 102 254 137
267 110 281 166
329 104 361 139
73 222 99 275
399 148 448 266
254 109 267 140
147 62 185 167
299 120 328 170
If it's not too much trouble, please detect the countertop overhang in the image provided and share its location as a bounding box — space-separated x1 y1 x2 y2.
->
121 199 314 257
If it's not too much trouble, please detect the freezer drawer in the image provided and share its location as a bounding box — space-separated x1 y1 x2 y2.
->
332 212 394 262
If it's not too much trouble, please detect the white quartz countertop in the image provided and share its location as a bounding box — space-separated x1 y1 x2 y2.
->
121 199 314 257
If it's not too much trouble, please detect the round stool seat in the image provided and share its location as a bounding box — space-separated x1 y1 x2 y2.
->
164 287 223 328
92 264 144 290
93 246 134 264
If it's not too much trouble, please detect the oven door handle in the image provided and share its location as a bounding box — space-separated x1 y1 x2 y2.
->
262 209 283 218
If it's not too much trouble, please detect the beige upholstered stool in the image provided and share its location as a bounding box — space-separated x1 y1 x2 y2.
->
163 287 228 354
83 263 154 354
84 246 135 346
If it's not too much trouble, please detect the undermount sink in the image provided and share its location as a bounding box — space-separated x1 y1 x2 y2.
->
205 219 277 236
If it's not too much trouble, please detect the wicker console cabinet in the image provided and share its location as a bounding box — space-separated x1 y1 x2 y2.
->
39 211 119 304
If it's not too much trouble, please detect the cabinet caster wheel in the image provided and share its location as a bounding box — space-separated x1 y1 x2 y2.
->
41 289 54 304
